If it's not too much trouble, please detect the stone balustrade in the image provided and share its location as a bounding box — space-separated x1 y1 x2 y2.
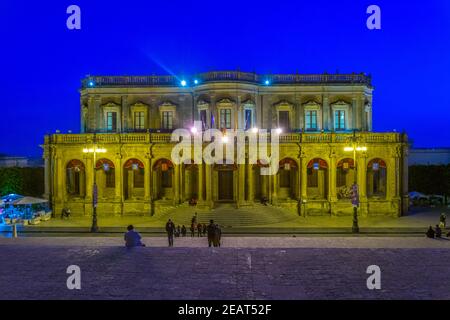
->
47 132 402 145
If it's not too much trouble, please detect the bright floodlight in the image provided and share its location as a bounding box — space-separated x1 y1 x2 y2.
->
83 147 107 153
344 147 354 152
264 80 270 85
190 127 198 134
180 80 187 87
251 127 258 133
194 79 199 85
222 135 229 143
88 81 94 87
275 128 282 134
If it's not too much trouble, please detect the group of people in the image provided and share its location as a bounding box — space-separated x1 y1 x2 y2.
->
426 213 448 239
164 213 222 247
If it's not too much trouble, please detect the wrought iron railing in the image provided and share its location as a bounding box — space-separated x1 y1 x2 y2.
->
81 71 372 89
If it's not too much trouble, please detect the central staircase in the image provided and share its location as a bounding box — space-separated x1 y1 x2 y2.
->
154 203 298 227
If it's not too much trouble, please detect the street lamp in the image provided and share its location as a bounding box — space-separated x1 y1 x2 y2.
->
344 130 367 233
83 139 107 233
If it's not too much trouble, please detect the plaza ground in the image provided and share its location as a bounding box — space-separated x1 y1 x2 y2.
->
2 205 448 235
0 236 449 300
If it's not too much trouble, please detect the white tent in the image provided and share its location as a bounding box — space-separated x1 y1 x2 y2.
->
12 197 48 205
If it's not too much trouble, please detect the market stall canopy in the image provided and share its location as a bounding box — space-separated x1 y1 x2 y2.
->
1 194 24 203
12 197 48 205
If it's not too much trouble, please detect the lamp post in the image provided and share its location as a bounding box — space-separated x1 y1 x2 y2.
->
83 136 107 233
344 130 367 233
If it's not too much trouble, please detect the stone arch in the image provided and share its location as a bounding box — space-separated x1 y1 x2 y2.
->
278 158 299 200
123 158 145 200
367 158 387 198
336 158 356 199
95 158 116 198
66 159 86 197
153 158 175 200
306 158 328 199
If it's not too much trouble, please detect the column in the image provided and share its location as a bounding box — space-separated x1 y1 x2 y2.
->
44 152 51 199
174 164 180 204
144 156 151 201
122 95 129 131
329 156 337 202
300 157 307 199
114 156 122 200
94 97 102 131
205 164 212 206
351 97 357 129
238 163 245 205
323 96 329 131
198 163 204 203
247 162 254 203
272 173 278 204
358 154 368 217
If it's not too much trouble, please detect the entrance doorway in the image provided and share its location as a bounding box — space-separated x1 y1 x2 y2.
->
218 170 233 201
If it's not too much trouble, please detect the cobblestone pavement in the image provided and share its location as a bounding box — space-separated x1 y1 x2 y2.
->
0 237 449 300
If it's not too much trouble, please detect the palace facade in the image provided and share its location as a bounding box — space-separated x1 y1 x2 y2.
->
43 71 409 217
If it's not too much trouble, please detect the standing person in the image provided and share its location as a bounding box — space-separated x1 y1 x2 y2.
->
181 225 187 237
214 224 222 247
191 212 198 225
190 222 195 237
202 223 207 236
165 219 175 247
124 225 145 247
176 225 181 237
439 213 446 228
197 223 202 237
207 219 216 247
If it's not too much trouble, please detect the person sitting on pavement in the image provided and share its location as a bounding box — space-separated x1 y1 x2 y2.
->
426 226 435 239
435 224 442 238
124 225 145 247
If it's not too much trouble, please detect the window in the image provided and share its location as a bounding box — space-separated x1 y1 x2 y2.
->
307 168 318 187
278 111 290 130
305 110 318 131
336 169 347 187
133 168 144 188
134 111 145 130
105 169 115 188
162 111 173 129
244 109 253 130
200 110 207 130
334 110 346 131
220 109 232 129
162 170 172 188
279 170 291 188
106 112 117 132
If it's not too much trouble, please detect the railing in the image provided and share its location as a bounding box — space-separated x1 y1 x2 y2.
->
48 132 401 145
81 71 372 89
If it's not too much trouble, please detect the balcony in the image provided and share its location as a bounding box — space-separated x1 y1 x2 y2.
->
46 131 402 145
81 71 372 89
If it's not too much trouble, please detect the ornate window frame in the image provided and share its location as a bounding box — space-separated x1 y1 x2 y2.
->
303 100 321 132
331 100 350 131
197 100 210 130
274 100 294 131
216 98 235 129
241 99 256 130
102 102 121 132
130 102 149 131
159 101 177 129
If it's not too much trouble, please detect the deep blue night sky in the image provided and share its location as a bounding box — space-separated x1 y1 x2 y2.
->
1 1 449 157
